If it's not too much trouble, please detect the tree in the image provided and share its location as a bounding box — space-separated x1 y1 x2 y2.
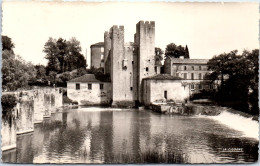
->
86 67 110 82
184 45 190 59
155 47 164 65
35 65 47 80
56 38 68 73
43 37 86 74
165 43 186 58
207 50 238 85
2 35 14 52
206 49 259 114
2 50 36 91
43 37 60 74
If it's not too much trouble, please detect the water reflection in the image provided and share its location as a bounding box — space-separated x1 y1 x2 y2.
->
2 107 258 164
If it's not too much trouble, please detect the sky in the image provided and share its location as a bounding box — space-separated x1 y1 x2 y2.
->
2 1 259 66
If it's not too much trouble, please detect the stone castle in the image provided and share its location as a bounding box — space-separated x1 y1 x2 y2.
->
68 20 212 107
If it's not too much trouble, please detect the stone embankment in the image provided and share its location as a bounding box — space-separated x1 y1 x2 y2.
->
1 88 63 152
149 102 222 116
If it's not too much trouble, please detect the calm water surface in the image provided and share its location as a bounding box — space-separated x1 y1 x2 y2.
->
3 107 258 164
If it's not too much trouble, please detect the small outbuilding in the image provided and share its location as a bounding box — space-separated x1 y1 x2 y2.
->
67 74 111 105
143 74 189 106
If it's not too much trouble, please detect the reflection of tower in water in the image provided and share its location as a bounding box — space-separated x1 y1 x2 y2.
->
131 110 152 155
62 112 68 127
89 111 113 162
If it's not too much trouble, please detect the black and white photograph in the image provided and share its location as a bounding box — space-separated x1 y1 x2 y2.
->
1 1 259 164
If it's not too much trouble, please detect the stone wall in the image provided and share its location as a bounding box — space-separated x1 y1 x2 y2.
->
1 88 63 151
143 79 189 105
104 31 111 74
164 57 173 75
91 46 104 68
33 88 63 123
67 82 111 105
16 94 34 134
1 118 16 151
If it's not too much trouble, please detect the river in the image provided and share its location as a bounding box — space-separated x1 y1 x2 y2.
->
2 106 258 164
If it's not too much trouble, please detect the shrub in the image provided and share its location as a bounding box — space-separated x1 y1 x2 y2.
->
63 95 73 104
1 94 17 109
1 94 17 125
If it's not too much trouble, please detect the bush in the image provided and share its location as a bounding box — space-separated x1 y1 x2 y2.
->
1 94 17 109
1 94 17 125
86 66 110 82
63 95 73 104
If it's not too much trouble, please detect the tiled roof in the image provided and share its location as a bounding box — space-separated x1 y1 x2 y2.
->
143 74 182 80
90 42 104 47
169 58 209 64
68 74 109 83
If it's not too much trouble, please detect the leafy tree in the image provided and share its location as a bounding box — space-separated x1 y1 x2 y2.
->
43 37 60 73
155 47 164 65
207 50 238 84
206 49 259 115
165 43 187 58
43 37 86 74
35 65 47 80
2 41 36 91
2 35 14 52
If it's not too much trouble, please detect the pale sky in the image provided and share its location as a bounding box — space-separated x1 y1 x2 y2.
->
2 1 259 66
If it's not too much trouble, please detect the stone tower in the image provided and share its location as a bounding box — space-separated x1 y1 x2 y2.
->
135 21 156 103
109 25 135 106
104 31 111 74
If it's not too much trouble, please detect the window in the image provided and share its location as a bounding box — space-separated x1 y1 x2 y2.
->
101 54 104 60
146 67 149 72
184 66 187 70
191 84 194 90
164 91 167 99
100 84 104 90
76 83 80 90
199 73 202 80
199 84 202 90
101 47 104 52
88 84 92 90
191 73 194 80
155 67 157 73
184 73 187 79
132 61 134 64
176 73 179 77
199 66 202 70
192 66 194 70
130 87 133 91
122 59 128 70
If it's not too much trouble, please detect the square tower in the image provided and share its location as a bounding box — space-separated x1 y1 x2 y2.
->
135 21 156 103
